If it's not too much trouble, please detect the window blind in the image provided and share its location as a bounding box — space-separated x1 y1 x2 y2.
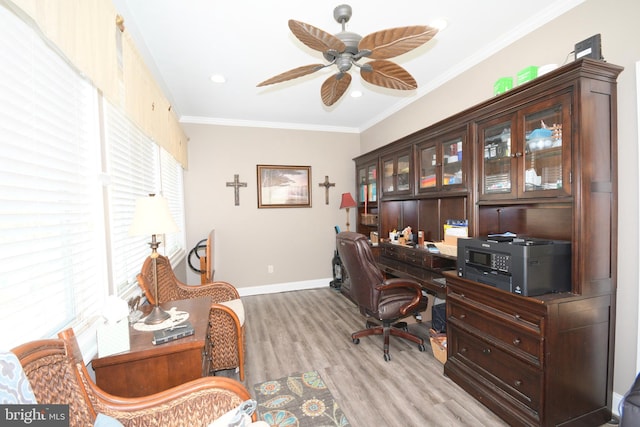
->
104 100 185 297
160 149 186 259
0 5 105 349
103 100 160 297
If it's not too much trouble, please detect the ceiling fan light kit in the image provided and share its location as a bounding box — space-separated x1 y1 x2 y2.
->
257 4 438 106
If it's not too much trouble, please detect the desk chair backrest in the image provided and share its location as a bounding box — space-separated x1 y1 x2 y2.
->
336 231 384 313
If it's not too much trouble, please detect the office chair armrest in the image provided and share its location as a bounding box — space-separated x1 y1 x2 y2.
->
377 278 423 315
379 277 422 292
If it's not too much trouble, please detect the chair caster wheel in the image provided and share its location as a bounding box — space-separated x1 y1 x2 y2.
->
352 338 360 344
418 344 426 352
384 353 391 362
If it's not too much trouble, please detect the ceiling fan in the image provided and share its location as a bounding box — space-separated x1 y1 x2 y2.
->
257 4 438 107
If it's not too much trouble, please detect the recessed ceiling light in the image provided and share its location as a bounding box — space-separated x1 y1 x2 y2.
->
210 74 226 83
350 90 363 98
430 18 448 31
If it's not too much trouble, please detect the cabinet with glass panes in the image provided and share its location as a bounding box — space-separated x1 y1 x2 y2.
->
478 91 572 200
357 161 377 205
381 147 412 199
416 126 468 194
355 156 378 235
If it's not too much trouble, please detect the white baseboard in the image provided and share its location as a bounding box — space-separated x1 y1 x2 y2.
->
613 391 623 418
237 277 332 297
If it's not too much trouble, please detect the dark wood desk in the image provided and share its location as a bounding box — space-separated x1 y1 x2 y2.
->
375 242 457 297
92 297 211 397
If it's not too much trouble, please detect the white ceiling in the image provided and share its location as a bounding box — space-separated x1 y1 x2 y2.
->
112 0 583 133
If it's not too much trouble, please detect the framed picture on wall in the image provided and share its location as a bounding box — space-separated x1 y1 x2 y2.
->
257 165 311 208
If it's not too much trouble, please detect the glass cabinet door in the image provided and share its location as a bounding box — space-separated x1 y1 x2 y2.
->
419 145 437 190
442 137 463 187
479 93 571 200
358 163 377 203
520 93 571 197
366 164 377 202
382 158 394 193
417 127 467 194
381 149 412 197
480 118 513 197
396 154 410 192
358 167 367 202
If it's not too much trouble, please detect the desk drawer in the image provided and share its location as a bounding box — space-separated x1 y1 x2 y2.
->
449 325 542 412
448 295 544 366
381 244 455 270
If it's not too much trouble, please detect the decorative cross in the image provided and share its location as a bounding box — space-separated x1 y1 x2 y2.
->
318 175 336 205
226 174 247 206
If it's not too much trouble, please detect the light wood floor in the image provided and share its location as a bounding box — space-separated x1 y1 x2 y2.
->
235 287 509 427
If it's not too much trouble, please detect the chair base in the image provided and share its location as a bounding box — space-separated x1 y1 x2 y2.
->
351 319 426 361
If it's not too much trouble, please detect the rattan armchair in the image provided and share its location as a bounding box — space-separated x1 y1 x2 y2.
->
11 328 252 427
137 255 245 381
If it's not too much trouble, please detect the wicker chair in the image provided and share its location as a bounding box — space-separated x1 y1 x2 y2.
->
137 255 245 381
11 328 252 427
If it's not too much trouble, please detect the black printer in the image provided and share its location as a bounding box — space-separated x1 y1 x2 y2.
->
457 236 571 296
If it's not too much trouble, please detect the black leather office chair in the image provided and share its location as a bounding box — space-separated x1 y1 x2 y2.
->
336 231 427 361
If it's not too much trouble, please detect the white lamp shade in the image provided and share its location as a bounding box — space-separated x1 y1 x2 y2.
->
129 195 179 236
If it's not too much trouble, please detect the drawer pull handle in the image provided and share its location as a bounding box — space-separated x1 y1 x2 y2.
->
514 314 521 320
482 348 491 355
513 338 521 346
461 347 467 353
514 380 522 387
459 313 466 320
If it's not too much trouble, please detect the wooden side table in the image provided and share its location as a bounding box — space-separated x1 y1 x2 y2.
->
92 297 211 397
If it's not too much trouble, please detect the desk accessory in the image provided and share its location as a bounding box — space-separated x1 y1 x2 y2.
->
129 194 179 324
152 321 194 345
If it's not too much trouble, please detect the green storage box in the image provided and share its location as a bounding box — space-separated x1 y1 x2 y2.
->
517 66 538 85
493 77 513 95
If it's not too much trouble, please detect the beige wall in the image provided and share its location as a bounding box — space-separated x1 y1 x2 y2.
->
360 0 640 403
183 124 360 288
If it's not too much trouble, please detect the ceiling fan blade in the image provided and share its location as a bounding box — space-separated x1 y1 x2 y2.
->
359 26 438 60
321 73 352 106
360 60 417 90
257 64 326 87
288 19 346 53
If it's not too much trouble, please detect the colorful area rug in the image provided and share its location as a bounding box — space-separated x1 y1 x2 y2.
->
254 371 350 426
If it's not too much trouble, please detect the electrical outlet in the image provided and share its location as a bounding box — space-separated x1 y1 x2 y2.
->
267 265 274 273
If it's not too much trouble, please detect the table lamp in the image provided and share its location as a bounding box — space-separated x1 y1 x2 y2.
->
129 194 179 324
339 192 357 231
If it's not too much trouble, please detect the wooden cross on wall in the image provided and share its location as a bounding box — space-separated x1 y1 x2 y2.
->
226 174 247 206
318 175 335 205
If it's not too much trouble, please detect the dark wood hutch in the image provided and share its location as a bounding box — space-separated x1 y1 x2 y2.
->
352 58 622 426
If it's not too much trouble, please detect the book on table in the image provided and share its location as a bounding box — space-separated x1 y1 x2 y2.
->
152 321 195 345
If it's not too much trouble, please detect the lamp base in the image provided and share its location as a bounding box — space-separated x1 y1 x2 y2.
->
144 305 171 325
345 207 351 231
